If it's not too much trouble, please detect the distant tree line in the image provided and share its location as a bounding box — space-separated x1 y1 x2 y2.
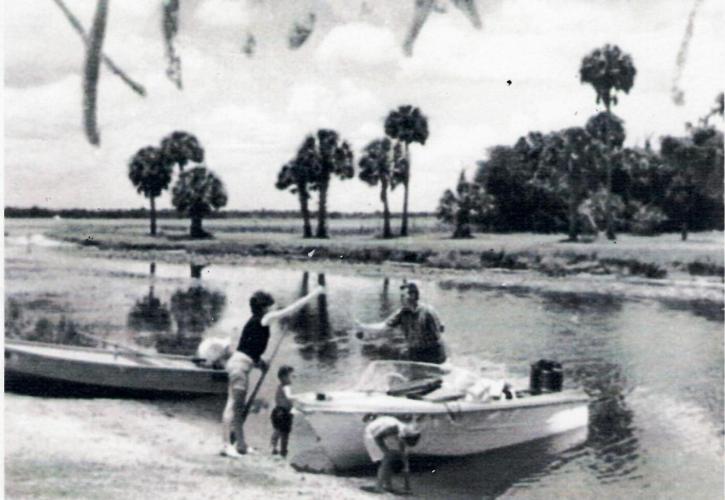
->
437 45 724 241
4 206 435 220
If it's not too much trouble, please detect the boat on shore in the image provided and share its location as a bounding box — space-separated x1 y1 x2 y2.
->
4 338 228 395
294 360 589 469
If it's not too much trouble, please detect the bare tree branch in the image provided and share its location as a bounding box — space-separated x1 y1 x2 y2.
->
52 0 146 97
83 0 109 146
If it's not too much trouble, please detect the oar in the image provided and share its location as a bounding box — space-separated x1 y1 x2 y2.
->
77 331 152 357
77 332 170 358
240 328 289 422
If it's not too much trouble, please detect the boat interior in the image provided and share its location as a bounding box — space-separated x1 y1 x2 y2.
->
356 361 528 404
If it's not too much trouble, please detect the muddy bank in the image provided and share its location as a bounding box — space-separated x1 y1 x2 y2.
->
4 393 377 500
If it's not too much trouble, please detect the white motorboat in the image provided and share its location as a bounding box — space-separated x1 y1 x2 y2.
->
294 360 589 469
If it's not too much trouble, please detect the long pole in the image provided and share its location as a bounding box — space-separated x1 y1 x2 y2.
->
240 329 288 422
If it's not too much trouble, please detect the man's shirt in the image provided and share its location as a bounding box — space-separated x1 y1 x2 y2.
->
384 302 444 349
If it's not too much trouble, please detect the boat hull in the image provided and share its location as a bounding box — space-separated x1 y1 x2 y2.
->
4 339 228 395
296 391 589 469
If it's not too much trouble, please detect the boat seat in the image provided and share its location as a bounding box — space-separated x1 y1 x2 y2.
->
387 377 442 398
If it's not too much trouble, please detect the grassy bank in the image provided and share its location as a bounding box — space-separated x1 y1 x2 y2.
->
7 218 723 278
29 218 724 280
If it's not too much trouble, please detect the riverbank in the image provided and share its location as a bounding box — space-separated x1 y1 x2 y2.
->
34 219 724 280
4 392 375 499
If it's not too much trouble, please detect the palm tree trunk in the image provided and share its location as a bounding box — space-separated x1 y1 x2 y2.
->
83 0 109 146
605 159 615 240
681 200 690 241
149 195 157 236
604 105 616 241
297 185 312 238
568 194 579 242
316 183 328 238
380 180 392 238
401 142 410 237
190 215 204 238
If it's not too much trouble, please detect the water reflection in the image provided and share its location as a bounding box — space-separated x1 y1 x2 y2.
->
574 361 640 481
379 278 393 317
289 273 350 365
403 427 589 500
360 278 407 362
127 285 171 333
540 291 624 316
190 263 207 279
658 298 724 323
128 262 227 355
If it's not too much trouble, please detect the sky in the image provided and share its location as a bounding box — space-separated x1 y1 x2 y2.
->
3 0 723 212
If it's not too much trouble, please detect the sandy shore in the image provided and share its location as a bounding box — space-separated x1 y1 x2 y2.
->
4 392 380 499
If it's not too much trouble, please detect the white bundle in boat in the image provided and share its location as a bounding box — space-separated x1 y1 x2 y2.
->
465 378 506 402
196 337 231 369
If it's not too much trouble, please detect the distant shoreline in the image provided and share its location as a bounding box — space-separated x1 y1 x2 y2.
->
4 207 433 220
20 218 722 282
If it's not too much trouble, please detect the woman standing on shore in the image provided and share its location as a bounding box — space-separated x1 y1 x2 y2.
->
222 286 324 457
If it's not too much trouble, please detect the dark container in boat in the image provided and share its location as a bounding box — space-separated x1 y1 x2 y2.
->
529 359 563 394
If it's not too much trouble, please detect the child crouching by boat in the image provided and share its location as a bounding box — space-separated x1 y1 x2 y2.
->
364 416 421 494
270 365 295 457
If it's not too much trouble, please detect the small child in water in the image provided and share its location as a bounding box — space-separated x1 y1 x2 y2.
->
270 365 295 457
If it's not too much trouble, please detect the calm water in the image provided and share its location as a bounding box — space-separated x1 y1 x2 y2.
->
4 233 724 499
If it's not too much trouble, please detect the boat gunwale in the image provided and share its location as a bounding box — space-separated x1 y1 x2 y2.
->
295 390 590 415
4 338 225 374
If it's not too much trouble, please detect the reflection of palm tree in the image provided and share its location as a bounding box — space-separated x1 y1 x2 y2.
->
316 274 330 339
170 286 226 335
290 272 311 334
379 278 393 318
291 273 347 365
190 263 207 279
127 285 172 333
361 277 407 362
152 285 226 355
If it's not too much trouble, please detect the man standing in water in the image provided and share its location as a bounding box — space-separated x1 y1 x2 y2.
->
221 286 324 457
355 281 447 364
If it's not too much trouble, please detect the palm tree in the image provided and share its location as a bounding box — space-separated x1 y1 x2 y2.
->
540 128 598 242
384 105 429 236
171 166 228 238
437 170 495 238
661 126 724 241
160 131 205 171
358 138 405 238
585 111 626 239
276 141 316 238
580 44 636 240
303 130 354 239
128 146 173 236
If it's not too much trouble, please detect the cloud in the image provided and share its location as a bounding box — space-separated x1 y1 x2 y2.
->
193 0 249 28
315 22 400 70
4 0 724 211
